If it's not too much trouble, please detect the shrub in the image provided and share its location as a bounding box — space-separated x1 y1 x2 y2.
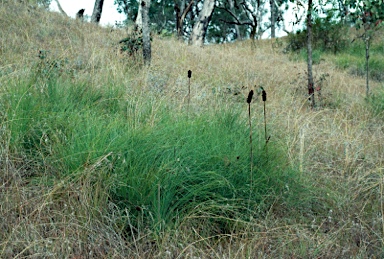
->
119 27 144 57
286 13 350 53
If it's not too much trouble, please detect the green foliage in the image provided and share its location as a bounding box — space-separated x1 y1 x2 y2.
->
20 0 51 8
346 0 384 29
333 41 384 81
115 0 176 35
35 50 73 80
285 14 350 53
114 0 281 42
298 48 323 64
119 28 143 57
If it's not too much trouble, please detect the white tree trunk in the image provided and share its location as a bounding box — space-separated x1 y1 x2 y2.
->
135 1 143 29
190 0 215 46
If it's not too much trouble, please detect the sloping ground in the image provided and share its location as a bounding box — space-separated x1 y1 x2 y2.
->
1 2 384 258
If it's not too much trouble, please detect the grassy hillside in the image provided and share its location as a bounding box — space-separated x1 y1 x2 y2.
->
1 2 384 258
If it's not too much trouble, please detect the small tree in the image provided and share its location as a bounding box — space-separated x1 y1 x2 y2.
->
346 0 384 97
306 0 315 109
289 0 345 108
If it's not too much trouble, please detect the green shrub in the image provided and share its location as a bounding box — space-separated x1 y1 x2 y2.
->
285 13 350 53
299 48 323 64
118 27 151 57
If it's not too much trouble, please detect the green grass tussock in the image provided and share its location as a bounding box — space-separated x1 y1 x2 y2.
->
2 74 312 239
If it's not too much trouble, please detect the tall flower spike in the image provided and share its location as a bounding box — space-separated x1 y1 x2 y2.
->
262 89 267 102
247 90 254 104
188 70 192 78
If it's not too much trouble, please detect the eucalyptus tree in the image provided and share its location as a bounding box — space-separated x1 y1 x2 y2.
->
114 0 138 23
190 0 216 46
114 0 271 43
175 0 194 39
269 0 287 38
216 0 269 41
210 0 245 42
115 0 178 34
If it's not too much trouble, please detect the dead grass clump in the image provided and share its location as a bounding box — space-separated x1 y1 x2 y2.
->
0 157 133 258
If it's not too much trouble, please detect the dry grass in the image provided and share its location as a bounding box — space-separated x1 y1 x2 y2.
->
1 2 384 258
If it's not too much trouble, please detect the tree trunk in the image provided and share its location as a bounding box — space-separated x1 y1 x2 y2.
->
228 0 241 40
91 0 104 24
190 0 215 46
307 0 315 108
270 0 275 38
256 0 263 39
136 1 143 29
141 0 151 65
365 35 370 97
175 3 182 37
175 0 194 40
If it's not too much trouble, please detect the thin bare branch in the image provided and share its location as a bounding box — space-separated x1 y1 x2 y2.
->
54 0 68 17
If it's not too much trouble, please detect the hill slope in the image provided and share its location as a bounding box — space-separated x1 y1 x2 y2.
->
1 2 384 258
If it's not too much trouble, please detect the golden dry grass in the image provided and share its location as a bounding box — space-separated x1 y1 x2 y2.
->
1 2 384 258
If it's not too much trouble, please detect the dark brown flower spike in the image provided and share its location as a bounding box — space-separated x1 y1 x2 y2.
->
247 90 254 104
262 89 266 102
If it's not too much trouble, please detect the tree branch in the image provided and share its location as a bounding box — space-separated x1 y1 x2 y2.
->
181 0 194 21
216 5 242 24
219 18 253 26
54 0 68 17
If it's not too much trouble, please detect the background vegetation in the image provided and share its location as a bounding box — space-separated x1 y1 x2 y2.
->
1 1 384 258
